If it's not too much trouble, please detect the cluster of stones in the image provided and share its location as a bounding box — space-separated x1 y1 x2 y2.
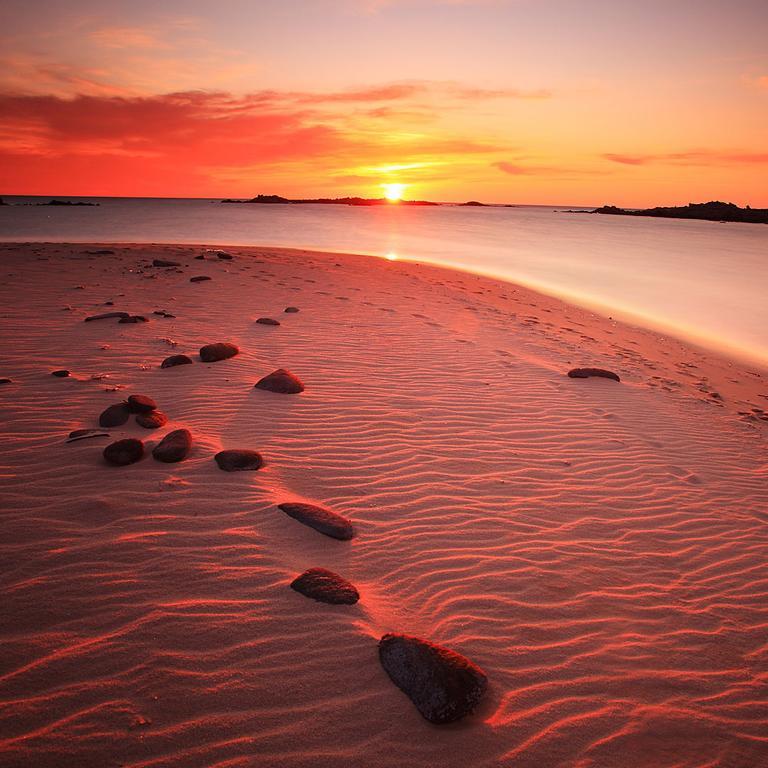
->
99 393 192 466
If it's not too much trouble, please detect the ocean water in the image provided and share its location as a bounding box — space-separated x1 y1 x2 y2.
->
1 196 766 366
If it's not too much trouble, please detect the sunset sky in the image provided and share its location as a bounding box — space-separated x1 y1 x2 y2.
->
1 0 766 205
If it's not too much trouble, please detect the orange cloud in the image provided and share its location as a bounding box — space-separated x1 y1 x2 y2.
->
0 89 513 196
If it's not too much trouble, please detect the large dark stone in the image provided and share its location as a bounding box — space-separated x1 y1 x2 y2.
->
378 634 488 724
215 449 264 471
51 369 70 377
284 306 300 313
255 317 280 326
152 428 192 463
118 315 148 323
152 259 181 267
567 367 621 382
190 275 211 282
200 342 239 362
278 502 354 540
99 402 130 427
103 438 144 466
215 250 233 260
136 410 167 428
127 394 157 413
161 354 194 368
290 568 360 605
254 368 304 394
85 311 130 322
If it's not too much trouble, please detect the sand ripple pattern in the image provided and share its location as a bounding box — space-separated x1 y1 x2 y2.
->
0 243 767 768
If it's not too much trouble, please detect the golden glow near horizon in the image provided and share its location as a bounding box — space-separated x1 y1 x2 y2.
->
1 1 767 204
383 183 406 202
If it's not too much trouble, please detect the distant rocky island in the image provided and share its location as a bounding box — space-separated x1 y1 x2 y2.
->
221 194 439 206
591 201 767 224
220 194 515 207
0 198 99 207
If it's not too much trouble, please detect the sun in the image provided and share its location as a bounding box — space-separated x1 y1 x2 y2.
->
382 183 406 202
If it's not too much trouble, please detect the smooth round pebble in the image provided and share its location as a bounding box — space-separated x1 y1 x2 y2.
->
103 438 144 466
214 449 264 471
161 354 194 368
152 428 192 463
127 394 157 413
136 410 167 428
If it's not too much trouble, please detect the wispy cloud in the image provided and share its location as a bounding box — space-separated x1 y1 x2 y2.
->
603 150 768 166
494 160 607 179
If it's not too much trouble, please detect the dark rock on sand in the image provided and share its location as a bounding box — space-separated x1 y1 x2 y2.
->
290 568 360 605
67 428 110 443
152 259 181 267
378 633 488 724
254 368 304 394
284 306 300 313
256 317 280 326
215 449 264 471
200 342 239 362
99 402 130 427
85 311 130 322
161 354 194 368
103 438 144 466
152 428 192 463
194 254 205 260
216 250 233 260
51 369 70 377
0 378 11 384
127 394 157 413
118 315 148 323
190 275 211 282
567 367 621 382
136 410 167 428
278 502 354 540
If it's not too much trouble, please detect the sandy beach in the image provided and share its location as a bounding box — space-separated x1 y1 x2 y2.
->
0 241 767 768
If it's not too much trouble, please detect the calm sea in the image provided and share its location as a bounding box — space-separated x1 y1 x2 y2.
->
1 196 766 366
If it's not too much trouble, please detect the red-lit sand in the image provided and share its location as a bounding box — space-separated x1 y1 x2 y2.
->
0 243 766 768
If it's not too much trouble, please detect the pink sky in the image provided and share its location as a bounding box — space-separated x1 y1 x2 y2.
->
0 0 766 205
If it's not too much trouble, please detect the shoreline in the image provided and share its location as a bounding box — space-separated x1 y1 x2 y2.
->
2 231 766 372
3 240 767 426
1 241 766 767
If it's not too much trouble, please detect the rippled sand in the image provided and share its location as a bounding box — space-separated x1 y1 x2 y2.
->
0 243 766 768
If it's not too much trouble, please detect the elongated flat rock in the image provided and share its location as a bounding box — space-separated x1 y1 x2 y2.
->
103 438 144 466
67 429 110 443
200 342 239 362
567 367 621 382
190 275 211 282
284 306 299 313
378 634 488 724
84 311 130 322
118 315 148 323
161 354 193 368
153 428 192 463
51 369 70 377
278 502 354 540
255 368 304 394
215 449 263 471
290 568 360 605
99 402 130 427
127 394 157 413
256 317 280 326
152 259 180 267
